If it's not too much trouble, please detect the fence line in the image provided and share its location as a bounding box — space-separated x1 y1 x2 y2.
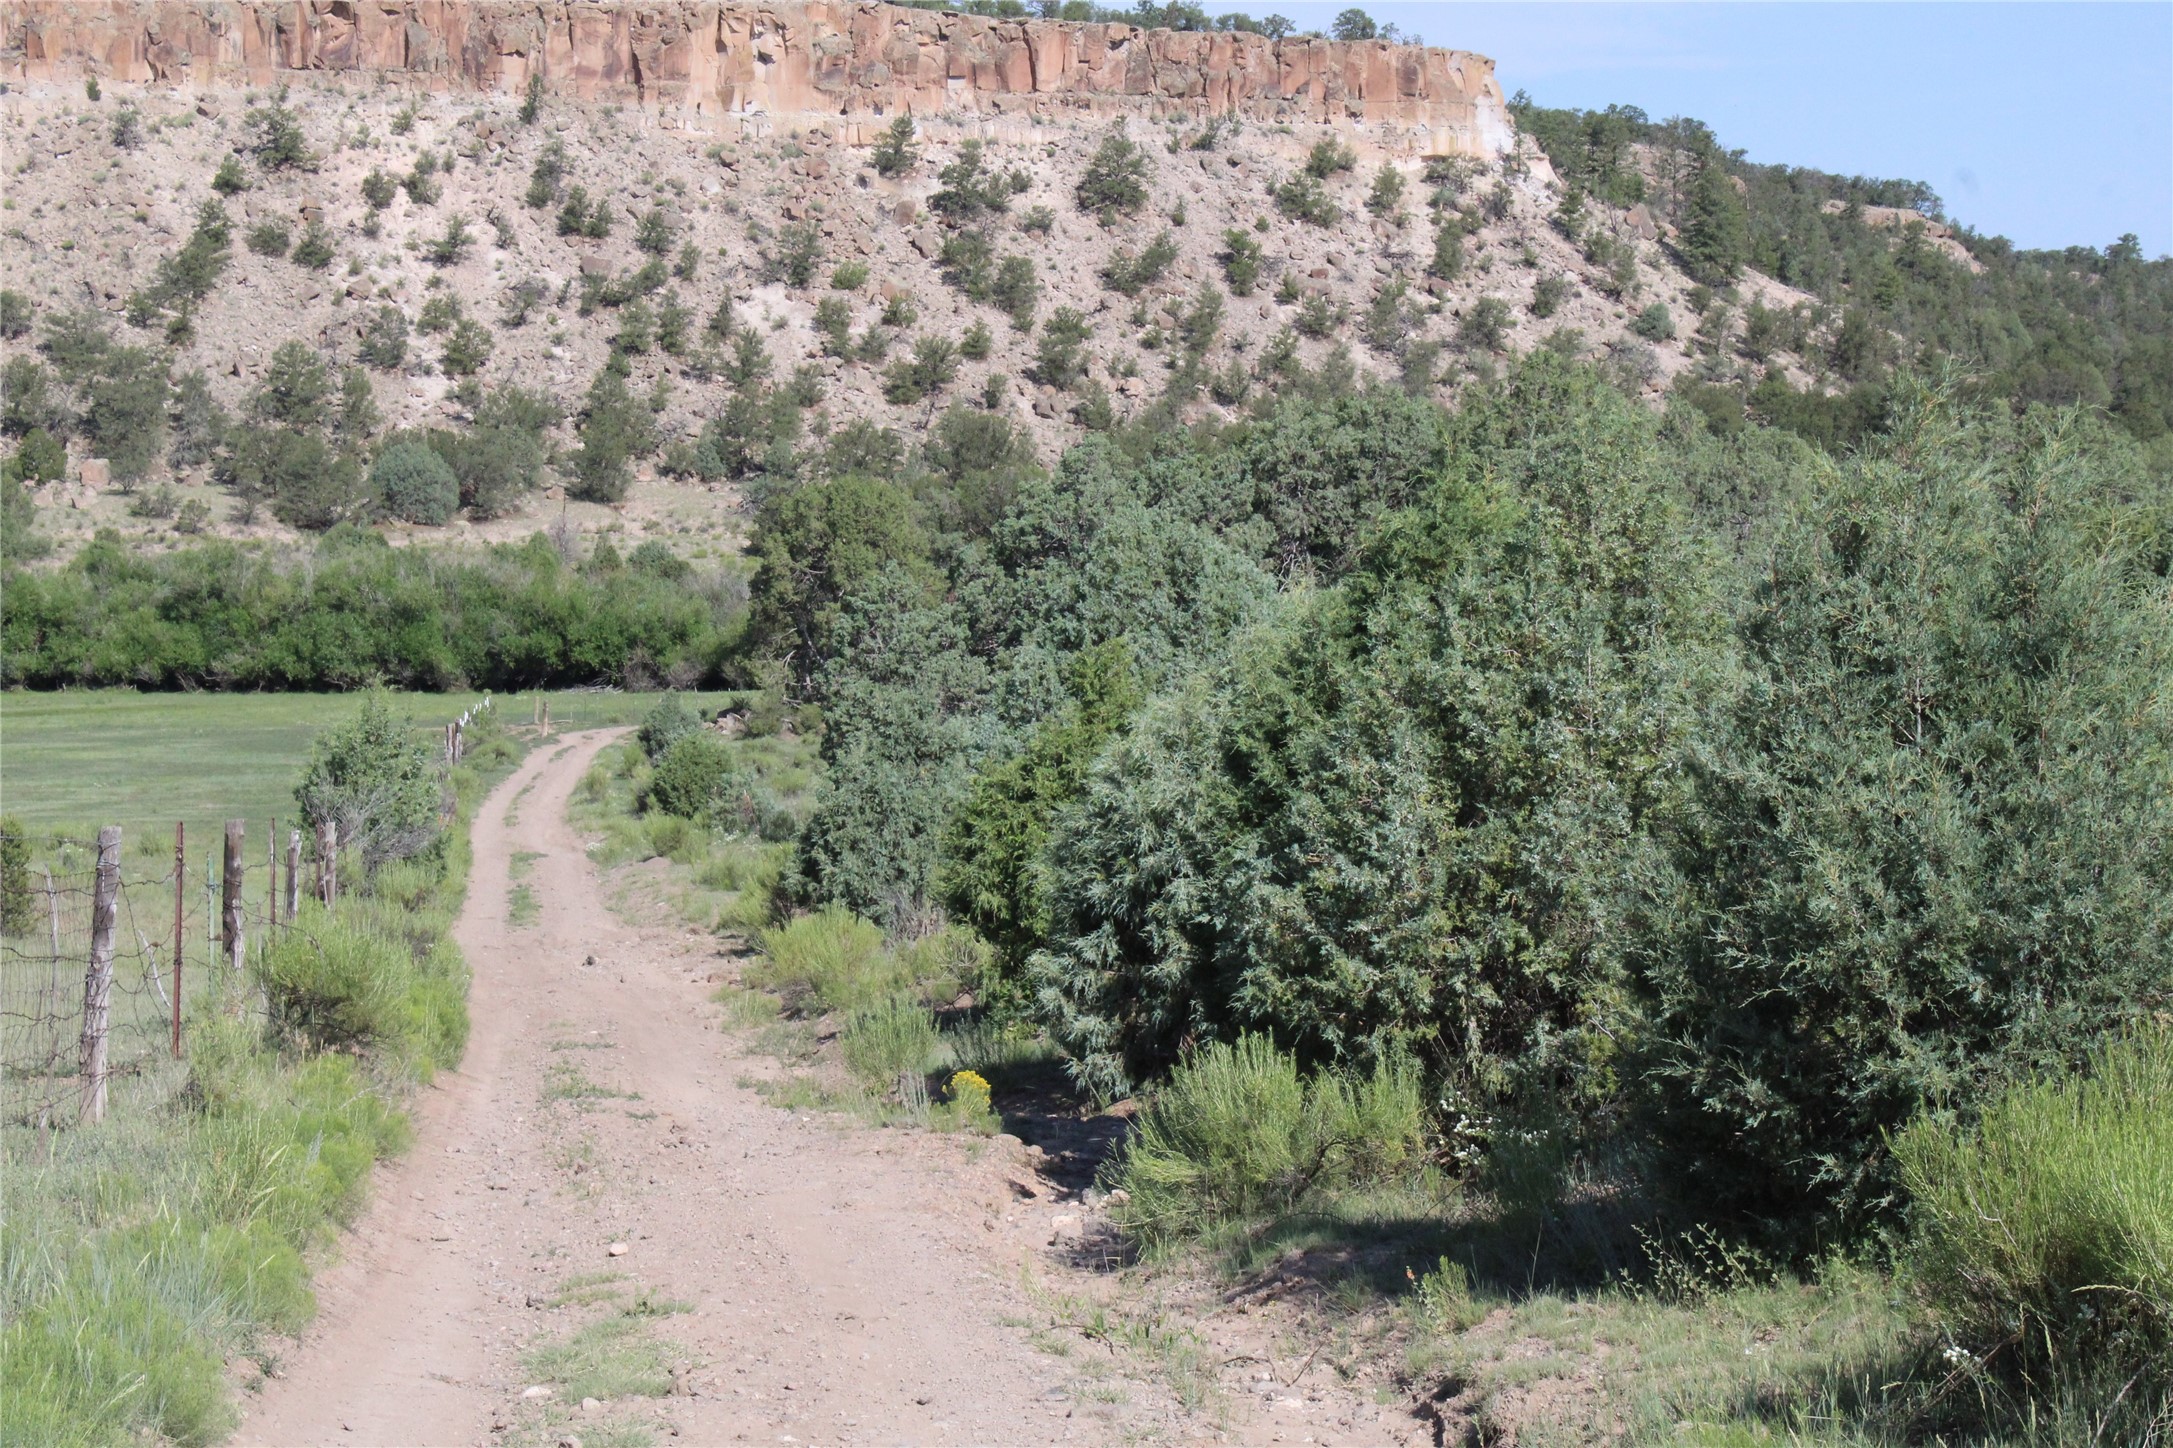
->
1 698 493 1131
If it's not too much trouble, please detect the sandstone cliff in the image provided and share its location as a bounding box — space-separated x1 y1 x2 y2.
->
3 1 1513 156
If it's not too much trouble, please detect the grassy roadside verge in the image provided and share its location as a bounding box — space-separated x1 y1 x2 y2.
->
570 699 2171 1444
0 706 532 1447
566 722 1061 1134
0 688 744 845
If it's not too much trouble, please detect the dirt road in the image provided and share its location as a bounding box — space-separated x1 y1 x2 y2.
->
236 730 1420 1448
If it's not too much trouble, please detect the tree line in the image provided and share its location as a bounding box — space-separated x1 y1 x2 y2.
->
1509 96 2173 462
739 360 2171 1254
1 526 744 691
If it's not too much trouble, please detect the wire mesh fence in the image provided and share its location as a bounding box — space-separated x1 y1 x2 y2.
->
1 823 320 1130
3 699 493 1132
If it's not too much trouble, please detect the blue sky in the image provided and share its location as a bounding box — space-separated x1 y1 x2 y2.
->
1259 3 2172 256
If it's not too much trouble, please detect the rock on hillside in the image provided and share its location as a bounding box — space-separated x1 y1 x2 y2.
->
4 0 1514 155
0 2 1815 558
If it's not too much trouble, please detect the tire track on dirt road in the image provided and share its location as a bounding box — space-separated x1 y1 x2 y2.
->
237 728 1197 1446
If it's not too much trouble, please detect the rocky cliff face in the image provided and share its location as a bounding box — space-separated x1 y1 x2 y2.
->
3 1 1512 156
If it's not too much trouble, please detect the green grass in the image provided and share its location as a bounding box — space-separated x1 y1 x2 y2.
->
1894 1020 2172 1410
508 884 539 926
549 1271 629 1307
0 689 741 847
1 812 476 1446
567 734 807 936
522 1311 680 1400
1109 1034 1427 1251
839 995 942 1089
0 708 520 1448
543 1061 638 1104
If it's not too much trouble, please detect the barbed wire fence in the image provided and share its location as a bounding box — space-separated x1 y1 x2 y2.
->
2 697 494 1135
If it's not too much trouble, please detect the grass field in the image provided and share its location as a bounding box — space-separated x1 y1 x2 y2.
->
0 689 742 850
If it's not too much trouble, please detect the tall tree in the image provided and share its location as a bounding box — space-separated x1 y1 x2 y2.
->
1678 147 1751 285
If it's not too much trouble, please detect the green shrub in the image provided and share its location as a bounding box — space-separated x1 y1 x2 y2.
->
294 692 445 869
1220 227 1264 295
1304 138 1357 179
634 207 674 256
646 731 734 818
211 153 249 195
1275 174 1339 226
1631 302 1675 341
763 221 822 288
5 525 742 691
930 140 1017 224
257 904 467 1073
291 222 335 271
1028 365 1699 1101
882 334 959 404
642 812 701 863
746 907 898 1014
637 691 701 760
1031 306 1092 388
358 305 408 369
840 995 941 1090
244 95 310 170
1642 392 2173 1243
246 220 292 258
1458 296 1511 351
82 344 171 484
371 439 459 524
1099 231 1178 296
1531 274 1568 318
440 318 492 377
1366 163 1406 218
1076 128 1152 221
9 428 64 484
0 289 33 341
1108 1034 1426 1249
0 813 31 933
1895 1022 2172 1391
870 116 918 178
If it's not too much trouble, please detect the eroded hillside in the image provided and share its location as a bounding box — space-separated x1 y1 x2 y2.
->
0 0 1816 558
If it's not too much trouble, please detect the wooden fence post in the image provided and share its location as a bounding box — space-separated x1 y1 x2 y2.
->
81 826 121 1124
268 820 278 929
326 822 339 908
222 820 244 973
285 829 301 923
172 822 184 1059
